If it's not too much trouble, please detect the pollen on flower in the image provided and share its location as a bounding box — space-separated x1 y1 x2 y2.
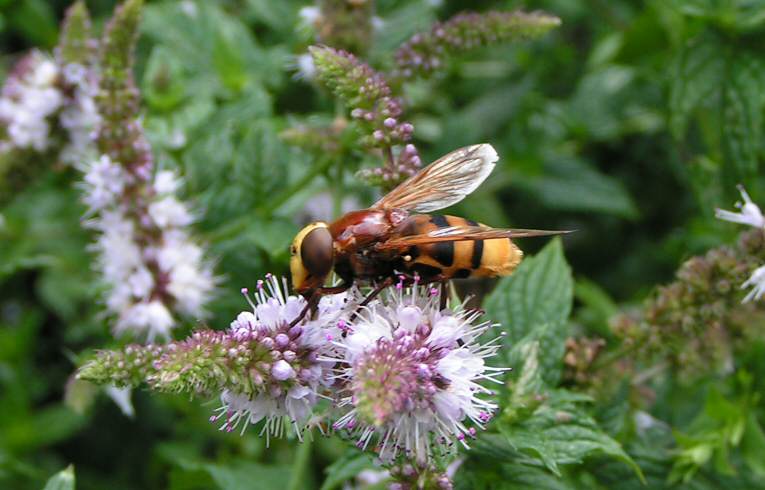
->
329 284 506 462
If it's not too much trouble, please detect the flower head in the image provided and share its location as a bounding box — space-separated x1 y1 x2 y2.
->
715 185 765 229
331 283 505 462
0 51 62 152
210 275 353 441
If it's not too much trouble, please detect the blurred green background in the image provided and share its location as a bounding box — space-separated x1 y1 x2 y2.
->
2 0 765 488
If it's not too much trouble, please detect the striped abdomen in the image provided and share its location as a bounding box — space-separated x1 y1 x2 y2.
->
393 214 523 280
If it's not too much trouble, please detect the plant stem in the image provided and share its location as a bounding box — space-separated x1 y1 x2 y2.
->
287 436 313 490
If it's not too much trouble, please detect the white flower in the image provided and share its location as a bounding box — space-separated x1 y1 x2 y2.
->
715 185 765 303
742 265 765 303
148 196 193 228
81 155 127 211
715 185 765 229
105 385 135 418
330 284 506 462
0 51 63 152
59 62 100 165
116 300 175 342
295 53 316 80
154 170 181 194
212 275 350 442
298 6 321 25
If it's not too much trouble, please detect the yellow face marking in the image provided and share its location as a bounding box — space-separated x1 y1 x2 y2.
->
290 222 329 291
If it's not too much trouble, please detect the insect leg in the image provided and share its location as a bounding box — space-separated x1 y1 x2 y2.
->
349 276 395 322
290 292 320 327
317 282 351 295
440 279 449 310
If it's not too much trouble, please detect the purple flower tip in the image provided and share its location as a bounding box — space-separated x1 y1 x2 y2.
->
288 325 303 339
272 359 296 380
275 333 290 349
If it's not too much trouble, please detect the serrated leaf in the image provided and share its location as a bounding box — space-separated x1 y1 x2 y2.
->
500 390 644 481
455 459 575 490
507 322 568 389
484 239 572 385
669 35 724 138
485 238 572 342
721 54 765 181
320 451 377 490
42 465 75 490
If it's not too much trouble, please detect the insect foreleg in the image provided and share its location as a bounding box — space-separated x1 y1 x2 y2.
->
289 282 352 327
349 276 395 322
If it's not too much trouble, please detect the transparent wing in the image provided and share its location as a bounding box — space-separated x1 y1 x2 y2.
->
376 225 572 250
372 144 498 213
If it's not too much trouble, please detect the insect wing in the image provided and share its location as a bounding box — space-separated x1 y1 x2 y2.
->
375 225 571 250
372 144 498 213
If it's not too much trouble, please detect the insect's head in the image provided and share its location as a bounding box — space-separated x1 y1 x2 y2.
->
290 222 334 296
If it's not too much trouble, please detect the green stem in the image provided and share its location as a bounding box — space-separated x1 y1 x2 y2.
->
287 436 313 490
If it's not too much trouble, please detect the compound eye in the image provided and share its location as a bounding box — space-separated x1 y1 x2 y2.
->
300 227 333 277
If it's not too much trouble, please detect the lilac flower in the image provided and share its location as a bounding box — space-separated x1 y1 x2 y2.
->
208 275 353 441
58 61 100 165
309 46 422 186
394 11 561 79
82 164 215 341
330 282 506 462
80 0 215 340
79 274 354 440
0 51 62 153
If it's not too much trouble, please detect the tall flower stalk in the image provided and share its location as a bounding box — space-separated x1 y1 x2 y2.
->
310 46 421 188
0 1 98 204
82 0 214 341
393 11 561 79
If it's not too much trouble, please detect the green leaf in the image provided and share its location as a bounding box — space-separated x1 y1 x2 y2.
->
320 451 377 490
485 238 573 343
9 0 58 47
484 239 573 384
42 465 75 490
721 53 765 181
669 35 724 138
520 157 638 218
455 459 575 490
499 391 644 481
202 461 291 490
741 412 765 476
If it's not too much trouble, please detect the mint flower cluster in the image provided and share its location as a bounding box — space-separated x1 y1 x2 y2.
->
394 11 562 79
310 46 421 186
290 9 560 190
79 275 506 481
82 0 214 341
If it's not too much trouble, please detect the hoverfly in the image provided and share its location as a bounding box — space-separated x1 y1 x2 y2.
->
289 144 567 323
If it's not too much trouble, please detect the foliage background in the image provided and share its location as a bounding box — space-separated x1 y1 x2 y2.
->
2 0 765 489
